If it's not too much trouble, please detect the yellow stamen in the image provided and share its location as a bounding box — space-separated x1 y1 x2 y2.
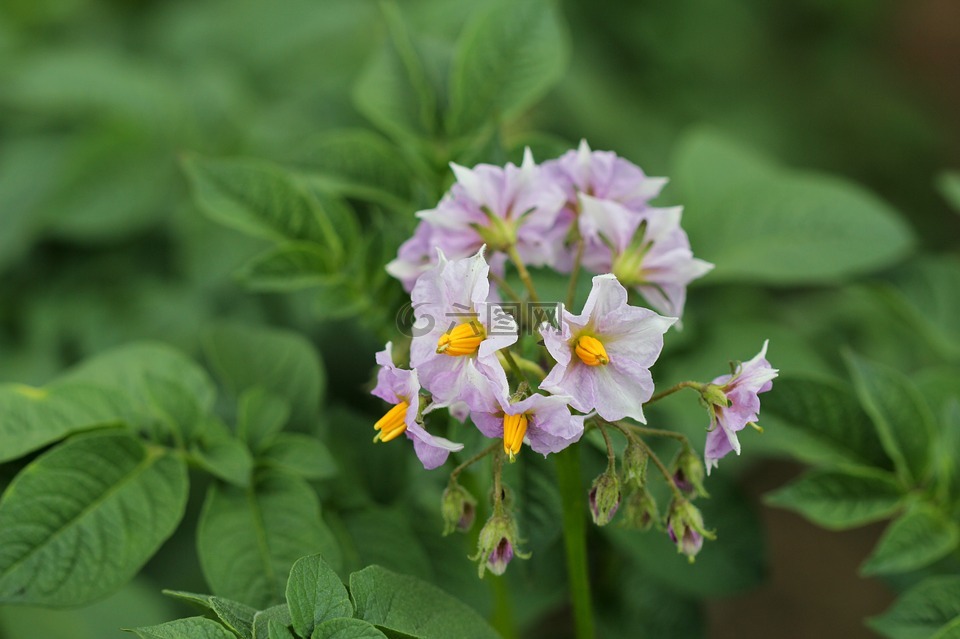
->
503 413 529 461
436 320 485 356
374 401 409 443
574 335 609 366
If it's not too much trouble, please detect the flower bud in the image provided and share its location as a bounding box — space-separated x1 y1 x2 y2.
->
471 511 530 577
621 439 649 488
673 449 708 498
441 482 477 535
622 487 658 531
666 499 715 562
588 469 621 526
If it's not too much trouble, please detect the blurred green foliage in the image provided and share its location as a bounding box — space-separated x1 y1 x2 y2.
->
0 0 958 637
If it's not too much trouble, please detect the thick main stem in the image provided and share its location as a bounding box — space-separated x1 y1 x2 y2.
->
555 445 595 639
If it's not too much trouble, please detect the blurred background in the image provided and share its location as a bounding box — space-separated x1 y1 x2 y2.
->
0 0 958 637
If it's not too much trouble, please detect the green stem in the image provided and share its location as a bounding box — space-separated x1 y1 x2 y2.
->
489 270 524 304
619 422 690 446
646 380 702 405
555 445 595 639
490 575 518 639
450 442 499 483
607 422 685 501
506 245 540 303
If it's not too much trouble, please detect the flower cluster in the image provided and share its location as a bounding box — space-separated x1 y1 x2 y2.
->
371 142 776 574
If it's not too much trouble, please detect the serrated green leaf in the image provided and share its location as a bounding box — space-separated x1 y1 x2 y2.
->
759 375 890 468
238 243 345 292
259 434 337 481
353 2 436 141
197 473 341 609
126 616 236 639
765 468 904 530
885 256 960 358
237 388 291 453
868 575 960 639
350 566 499 639
312 618 389 639
861 504 960 576
673 128 914 284
182 154 342 259
0 381 129 463
846 352 936 485
0 431 188 605
448 0 568 135
252 605 291 639
161 590 256 639
203 323 325 429
190 418 254 488
286 554 353 638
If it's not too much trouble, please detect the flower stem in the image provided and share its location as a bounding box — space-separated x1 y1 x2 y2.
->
450 442 500 483
555 445 595 639
500 348 526 382
506 245 540 303
619 422 690 446
566 239 585 310
597 422 616 470
489 270 524 304
490 575 518 639
646 380 702 405
606 421 685 500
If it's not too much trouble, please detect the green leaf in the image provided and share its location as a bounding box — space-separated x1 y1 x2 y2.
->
259 434 337 481
765 468 904 530
237 388 291 453
0 431 188 605
203 323 325 429
350 566 500 639
286 554 353 638
749 375 889 469
672 128 914 284
59 342 216 437
937 171 960 214
885 256 960 358
190 418 254 488
0 381 130 463
353 2 436 141
448 0 568 135
861 504 960 576
298 128 412 211
933 618 960 639
868 576 960 639
182 154 343 259
268 620 295 639
162 590 256 639
197 473 341 609
311 618 389 639
516 452 563 554
252 605 292 639
126 617 236 639
237 242 345 292
846 352 936 485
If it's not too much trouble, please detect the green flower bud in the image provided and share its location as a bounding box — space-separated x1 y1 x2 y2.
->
621 487 659 531
441 482 477 536
621 439 649 488
673 448 709 499
588 469 621 526
666 499 716 562
470 511 530 577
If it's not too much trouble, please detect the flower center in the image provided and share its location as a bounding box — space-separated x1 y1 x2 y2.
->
374 401 409 443
574 335 609 366
437 320 486 356
502 413 529 461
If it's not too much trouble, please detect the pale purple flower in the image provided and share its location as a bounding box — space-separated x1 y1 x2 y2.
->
471 393 585 458
578 195 713 320
386 221 435 292
372 342 463 470
703 340 779 474
542 140 668 272
540 274 676 422
416 149 566 267
410 248 517 413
